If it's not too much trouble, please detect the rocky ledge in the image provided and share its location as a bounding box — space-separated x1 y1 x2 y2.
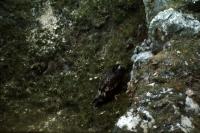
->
115 0 200 132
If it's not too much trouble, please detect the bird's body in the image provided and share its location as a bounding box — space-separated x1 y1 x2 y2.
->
93 64 128 107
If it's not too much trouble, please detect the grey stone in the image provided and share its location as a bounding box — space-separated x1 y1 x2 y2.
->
149 8 200 41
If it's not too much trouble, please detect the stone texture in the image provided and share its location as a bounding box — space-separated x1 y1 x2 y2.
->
149 8 200 41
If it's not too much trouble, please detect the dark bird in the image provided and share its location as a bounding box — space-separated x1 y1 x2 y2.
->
93 64 129 107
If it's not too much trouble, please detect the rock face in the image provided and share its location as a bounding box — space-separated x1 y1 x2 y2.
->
1 0 200 132
143 0 173 24
0 0 146 132
143 0 200 25
115 0 200 132
149 8 200 41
